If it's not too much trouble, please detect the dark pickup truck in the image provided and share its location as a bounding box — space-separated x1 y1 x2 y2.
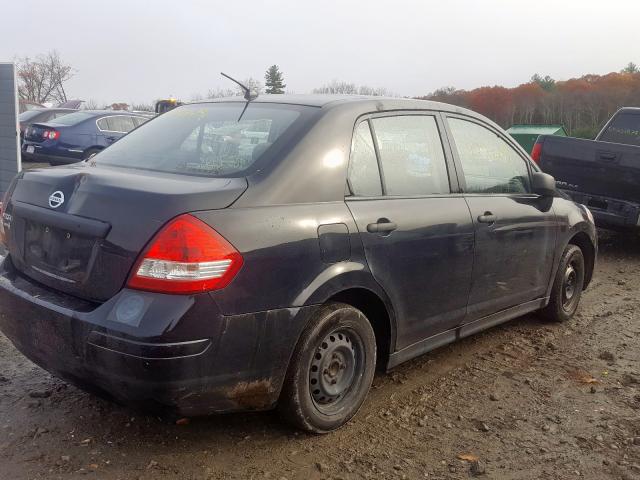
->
532 108 640 231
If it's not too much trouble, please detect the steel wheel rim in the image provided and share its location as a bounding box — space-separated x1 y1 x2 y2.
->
309 328 363 414
562 260 580 311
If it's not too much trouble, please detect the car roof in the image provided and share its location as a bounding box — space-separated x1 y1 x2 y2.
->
617 107 640 114
197 93 484 119
203 94 374 107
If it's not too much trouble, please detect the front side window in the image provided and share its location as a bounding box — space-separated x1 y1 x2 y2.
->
448 118 531 194
348 121 382 196
371 115 450 196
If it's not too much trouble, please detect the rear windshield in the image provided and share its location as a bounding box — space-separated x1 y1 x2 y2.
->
599 112 640 146
49 112 96 126
95 103 313 177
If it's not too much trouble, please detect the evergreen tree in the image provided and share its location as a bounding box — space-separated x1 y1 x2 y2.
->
530 73 556 91
264 65 286 94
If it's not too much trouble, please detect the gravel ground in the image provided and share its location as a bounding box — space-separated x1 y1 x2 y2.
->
1 230 640 480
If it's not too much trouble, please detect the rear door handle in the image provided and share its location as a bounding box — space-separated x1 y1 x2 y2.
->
367 221 397 233
477 212 497 224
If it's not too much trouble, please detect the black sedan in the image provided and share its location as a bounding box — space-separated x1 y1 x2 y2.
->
0 95 597 432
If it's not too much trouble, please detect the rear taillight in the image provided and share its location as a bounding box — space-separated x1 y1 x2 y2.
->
127 214 243 294
43 129 60 140
531 142 542 164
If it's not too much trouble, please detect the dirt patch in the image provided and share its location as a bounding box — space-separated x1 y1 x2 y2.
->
227 379 276 410
2 230 640 479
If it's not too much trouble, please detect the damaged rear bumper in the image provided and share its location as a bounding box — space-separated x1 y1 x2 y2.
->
0 256 312 416
562 190 640 231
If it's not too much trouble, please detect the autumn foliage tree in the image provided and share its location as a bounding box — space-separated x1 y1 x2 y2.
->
420 65 640 139
16 50 74 104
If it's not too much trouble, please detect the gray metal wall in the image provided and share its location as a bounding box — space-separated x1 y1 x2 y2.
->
0 63 20 195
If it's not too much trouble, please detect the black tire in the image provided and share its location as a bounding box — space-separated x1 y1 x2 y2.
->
278 302 376 433
542 244 585 322
83 148 101 160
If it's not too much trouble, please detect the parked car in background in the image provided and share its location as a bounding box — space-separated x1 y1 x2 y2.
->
533 107 640 231
18 108 76 143
21 110 151 165
56 100 85 109
0 96 597 433
155 97 183 114
18 99 45 113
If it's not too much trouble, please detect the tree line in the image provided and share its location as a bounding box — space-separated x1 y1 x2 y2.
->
14 51 640 139
421 63 640 138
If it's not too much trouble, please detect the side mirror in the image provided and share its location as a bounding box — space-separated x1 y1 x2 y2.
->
532 172 556 197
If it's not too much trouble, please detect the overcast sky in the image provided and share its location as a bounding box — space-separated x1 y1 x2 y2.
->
2 0 639 105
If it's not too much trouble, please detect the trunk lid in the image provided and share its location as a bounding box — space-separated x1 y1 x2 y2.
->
4 163 247 301
24 122 55 143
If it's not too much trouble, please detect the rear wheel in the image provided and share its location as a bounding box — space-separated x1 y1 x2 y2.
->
542 244 585 322
278 302 376 433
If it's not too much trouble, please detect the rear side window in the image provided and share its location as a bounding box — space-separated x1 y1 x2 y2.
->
132 116 149 127
348 122 382 196
96 103 311 177
599 112 640 146
371 115 450 196
101 116 136 133
448 118 531 194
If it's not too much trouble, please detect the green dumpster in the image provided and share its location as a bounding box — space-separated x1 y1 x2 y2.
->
507 124 567 154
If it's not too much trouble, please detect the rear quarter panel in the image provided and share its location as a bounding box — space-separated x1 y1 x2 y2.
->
57 121 98 154
194 202 392 317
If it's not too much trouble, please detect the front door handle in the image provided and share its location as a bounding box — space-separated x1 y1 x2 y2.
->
478 212 497 224
367 221 397 233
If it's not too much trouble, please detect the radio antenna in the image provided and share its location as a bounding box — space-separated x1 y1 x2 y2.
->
220 72 257 101
220 72 258 121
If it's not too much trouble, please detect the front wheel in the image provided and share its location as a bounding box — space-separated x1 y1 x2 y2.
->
278 303 376 433
542 244 585 322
